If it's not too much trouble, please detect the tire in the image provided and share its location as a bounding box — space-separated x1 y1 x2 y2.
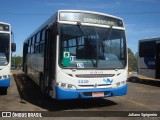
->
0 87 7 95
40 74 47 96
25 64 28 75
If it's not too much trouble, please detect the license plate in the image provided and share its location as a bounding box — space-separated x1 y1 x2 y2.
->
92 92 104 97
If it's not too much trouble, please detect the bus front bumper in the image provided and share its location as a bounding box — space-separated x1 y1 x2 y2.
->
56 84 128 100
0 78 10 87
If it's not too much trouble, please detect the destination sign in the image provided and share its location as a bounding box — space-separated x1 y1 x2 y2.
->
0 24 10 31
59 12 123 27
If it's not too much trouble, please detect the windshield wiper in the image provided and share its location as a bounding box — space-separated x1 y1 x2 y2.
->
106 25 113 40
77 22 85 35
77 22 94 45
77 22 96 67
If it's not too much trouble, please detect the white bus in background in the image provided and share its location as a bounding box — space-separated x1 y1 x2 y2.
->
138 37 160 79
0 22 16 95
23 10 128 100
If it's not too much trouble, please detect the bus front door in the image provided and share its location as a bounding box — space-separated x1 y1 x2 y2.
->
156 43 160 79
44 25 57 96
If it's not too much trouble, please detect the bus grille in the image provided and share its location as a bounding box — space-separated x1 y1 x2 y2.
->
78 84 111 87
76 74 114 78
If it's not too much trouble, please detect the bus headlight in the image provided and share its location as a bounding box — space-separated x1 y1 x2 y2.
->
57 82 76 90
116 82 121 87
121 81 126 85
115 80 126 88
67 84 73 89
61 83 66 88
0 75 11 80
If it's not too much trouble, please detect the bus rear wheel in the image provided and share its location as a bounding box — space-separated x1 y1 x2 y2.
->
40 74 47 96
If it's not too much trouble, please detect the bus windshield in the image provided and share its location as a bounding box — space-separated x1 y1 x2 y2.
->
59 24 126 69
0 33 9 65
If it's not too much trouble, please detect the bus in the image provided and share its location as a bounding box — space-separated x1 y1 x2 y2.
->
138 37 160 79
0 22 16 95
23 10 128 100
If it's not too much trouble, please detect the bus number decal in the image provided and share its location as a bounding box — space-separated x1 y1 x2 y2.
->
78 80 89 84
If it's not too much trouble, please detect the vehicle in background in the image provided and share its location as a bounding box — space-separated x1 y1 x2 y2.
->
0 22 16 95
138 37 160 79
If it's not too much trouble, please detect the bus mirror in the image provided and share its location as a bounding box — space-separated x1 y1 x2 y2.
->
11 43 16 52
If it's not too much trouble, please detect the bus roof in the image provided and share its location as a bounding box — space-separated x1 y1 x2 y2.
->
24 10 124 42
139 37 160 43
0 22 11 32
0 22 10 26
58 10 123 20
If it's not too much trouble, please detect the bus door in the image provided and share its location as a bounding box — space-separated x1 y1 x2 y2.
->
44 24 57 95
156 42 160 79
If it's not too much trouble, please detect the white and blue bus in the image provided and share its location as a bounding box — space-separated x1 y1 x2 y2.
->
23 10 128 100
138 37 160 79
0 22 16 95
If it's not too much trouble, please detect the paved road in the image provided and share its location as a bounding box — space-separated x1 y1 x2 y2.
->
0 70 45 111
0 70 160 119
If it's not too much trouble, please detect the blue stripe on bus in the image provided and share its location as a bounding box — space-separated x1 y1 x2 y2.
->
56 84 128 100
0 78 10 87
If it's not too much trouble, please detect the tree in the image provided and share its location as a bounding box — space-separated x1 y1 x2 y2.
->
128 48 137 72
11 55 22 68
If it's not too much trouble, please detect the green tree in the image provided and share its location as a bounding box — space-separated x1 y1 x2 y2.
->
128 48 137 72
11 55 22 68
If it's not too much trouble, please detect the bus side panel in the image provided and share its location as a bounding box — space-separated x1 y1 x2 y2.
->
27 53 44 85
138 57 156 78
138 40 156 78
156 43 160 79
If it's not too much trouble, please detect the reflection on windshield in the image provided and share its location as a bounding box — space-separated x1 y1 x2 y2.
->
59 24 126 69
0 33 9 65
0 53 8 65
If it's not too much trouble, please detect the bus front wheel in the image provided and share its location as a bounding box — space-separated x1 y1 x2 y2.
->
0 87 7 95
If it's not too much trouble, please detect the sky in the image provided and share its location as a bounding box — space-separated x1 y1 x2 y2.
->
0 0 160 56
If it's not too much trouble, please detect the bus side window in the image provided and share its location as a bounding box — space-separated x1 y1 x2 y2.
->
28 39 31 53
35 32 40 53
31 45 34 53
41 29 45 41
34 45 39 53
28 45 30 53
40 42 44 53
36 32 41 43
39 29 46 54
